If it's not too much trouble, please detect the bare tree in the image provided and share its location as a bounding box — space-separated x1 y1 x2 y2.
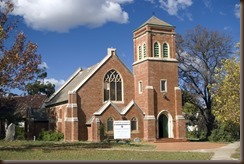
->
176 25 233 137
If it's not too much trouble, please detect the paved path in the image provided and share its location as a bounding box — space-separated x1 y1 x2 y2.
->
150 141 240 161
188 141 240 160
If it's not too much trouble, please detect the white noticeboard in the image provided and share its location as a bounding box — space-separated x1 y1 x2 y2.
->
113 120 131 139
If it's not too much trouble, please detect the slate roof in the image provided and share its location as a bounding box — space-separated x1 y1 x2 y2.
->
45 48 133 107
135 16 174 31
45 63 99 106
86 100 145 125
13 94 48 120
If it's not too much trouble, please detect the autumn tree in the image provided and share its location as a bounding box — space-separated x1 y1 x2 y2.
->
176 25 233 137
212 43 240 126
0 1 45 95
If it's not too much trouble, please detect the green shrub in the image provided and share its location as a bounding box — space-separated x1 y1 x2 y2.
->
15 126 25 140
208 123 239 142
38 130 64 141
186 130 198 139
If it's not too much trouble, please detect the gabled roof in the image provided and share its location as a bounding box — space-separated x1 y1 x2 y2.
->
135 16 174 31
120 100 145 115
86 100 145 125
13 94 47 120
93 100 145 116
45 63 99 106
94 100 121 115
45 48 132 107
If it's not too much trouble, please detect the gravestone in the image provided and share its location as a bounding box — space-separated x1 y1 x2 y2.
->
134 137 141 143
5 123 15 141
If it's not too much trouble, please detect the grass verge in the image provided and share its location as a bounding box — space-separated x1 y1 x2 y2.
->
0 140 213 160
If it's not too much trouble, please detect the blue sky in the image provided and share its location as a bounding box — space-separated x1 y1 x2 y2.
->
8 0 240 91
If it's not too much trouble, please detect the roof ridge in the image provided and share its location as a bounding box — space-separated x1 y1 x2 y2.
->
135 16 174 32
45 67 82 103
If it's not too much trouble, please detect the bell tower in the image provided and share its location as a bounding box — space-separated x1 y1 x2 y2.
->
133 16 185 141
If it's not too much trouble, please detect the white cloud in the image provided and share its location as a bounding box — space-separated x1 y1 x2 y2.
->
11 0 133 32
234 4 240 18
224 26 231 31
44 78 65 89
159 0 193 16
38 62 49 69
219 11 226 16
203 0 212 11
145 0 155 4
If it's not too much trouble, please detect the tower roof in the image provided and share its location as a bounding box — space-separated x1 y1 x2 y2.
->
135 16 174 31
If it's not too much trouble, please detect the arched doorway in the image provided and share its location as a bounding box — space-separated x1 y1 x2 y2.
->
158 114 168 138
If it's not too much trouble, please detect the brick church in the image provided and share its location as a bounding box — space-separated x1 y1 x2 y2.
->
45 16 186 142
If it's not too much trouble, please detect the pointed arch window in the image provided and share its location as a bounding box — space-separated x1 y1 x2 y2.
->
138 46 142 60
131 117 137 131
154 42 160 57
143 43 146 58
107 117 114 131
104 70 122 102
163 43 169 58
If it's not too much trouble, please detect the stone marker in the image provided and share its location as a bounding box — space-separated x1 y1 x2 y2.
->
134 137 141 143
5 123 15 141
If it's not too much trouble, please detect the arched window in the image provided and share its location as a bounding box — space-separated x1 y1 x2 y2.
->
138 46 142 60
143 43 146 58
154 42 160 57
163 43 169 58
107 117 113 131
131 117 137 131
104 70 122 102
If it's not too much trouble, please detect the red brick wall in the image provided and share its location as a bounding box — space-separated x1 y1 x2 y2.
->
76 54 135 140
96 105 144 140
133 22 184 140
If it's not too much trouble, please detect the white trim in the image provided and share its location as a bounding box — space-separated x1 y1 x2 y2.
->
94 101 111 115
47 68 82 102
131 117 138 132
67 103 78 108
86 116 95 125
142 42 147 58
138 81 143 94
107 48 116 56
176 115 185 120
64 117 78 122
94 101 121 115
144 115 155 120
134 32 148 40
57 118 62 122
73 49 114 92
174 87 181 90
160 79 167 92
162 42 170 58
96 118 100 123
103 69 124 103
138 45 142 60
145 86 154 90
120 100 134 115
153 41 161 58
132 57 178 66
157 110 174 138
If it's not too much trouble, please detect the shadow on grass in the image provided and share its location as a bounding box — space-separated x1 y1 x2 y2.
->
0 141 112 152
0 141 146 152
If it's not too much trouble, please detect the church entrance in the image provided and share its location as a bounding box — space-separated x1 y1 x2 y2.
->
158 114 168 138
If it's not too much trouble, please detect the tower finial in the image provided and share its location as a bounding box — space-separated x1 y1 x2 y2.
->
152 12 155 16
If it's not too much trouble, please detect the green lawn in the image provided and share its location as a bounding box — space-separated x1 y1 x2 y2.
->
0 140 213 160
